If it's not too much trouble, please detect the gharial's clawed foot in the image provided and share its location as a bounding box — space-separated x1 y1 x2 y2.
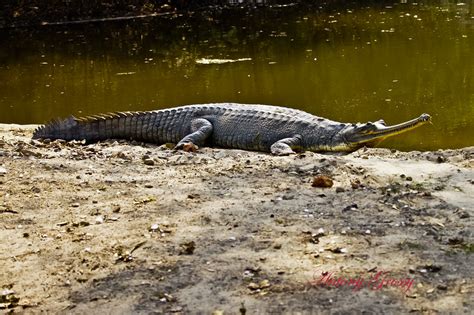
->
174 142 199 152
270 144 296 156
270 134 302 156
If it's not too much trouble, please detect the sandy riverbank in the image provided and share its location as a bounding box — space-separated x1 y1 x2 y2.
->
0 124 472 313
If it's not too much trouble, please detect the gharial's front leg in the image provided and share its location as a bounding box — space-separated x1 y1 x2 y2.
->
270 134 303 155
174 118 213 152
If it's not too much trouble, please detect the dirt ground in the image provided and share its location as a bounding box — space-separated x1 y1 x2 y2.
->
0 124 472 314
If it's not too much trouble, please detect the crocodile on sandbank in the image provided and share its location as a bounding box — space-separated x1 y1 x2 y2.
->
32 103 431 154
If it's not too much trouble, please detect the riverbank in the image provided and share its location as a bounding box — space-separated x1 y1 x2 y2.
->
0 124 472 313
1 0 299 29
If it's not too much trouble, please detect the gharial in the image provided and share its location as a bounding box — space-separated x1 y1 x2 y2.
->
32 103 431 155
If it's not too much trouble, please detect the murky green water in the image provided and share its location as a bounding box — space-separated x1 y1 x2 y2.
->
0 1 472 151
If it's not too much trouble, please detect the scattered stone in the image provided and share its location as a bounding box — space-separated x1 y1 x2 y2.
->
143 158 155 166
248 282 260 290
316 228 325 236
303 228 325 244
335 187 345 193
0 167 7 175
116 151 130 160
328 247 348 254
31 186 41 193
350 179 361 189
437 284 448 291
458 211 470 219
179 241 196 255
247 279 271 292
259 279 271 288
312 175 333 188
72 221 90 227
134 196 156 205
240 302 247 315
297 164 317 173
447 237 464 245
342 204 358 212
170 306 184 313
0 289 20 309
419 263 442 273
183 143 198 152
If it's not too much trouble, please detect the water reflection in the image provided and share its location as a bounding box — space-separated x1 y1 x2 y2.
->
0 0 472 150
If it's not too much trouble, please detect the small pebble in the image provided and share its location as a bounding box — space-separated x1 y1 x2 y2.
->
247 282 259 290
437 284 448 290
312 175 333 188
459 212 470 219
143 158 155 166
350 179 361 189
180 241 196 255
259 279 271 288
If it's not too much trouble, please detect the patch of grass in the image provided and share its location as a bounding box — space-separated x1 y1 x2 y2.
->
398 241 426 250
444 241 474 255
409 182 426 190
461 243 474 254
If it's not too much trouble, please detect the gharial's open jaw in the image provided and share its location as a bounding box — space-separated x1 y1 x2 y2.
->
345 113 432 146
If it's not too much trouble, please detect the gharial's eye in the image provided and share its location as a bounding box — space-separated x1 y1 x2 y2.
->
357 122 376 133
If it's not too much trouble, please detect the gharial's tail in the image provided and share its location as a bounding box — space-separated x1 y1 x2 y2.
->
32 112 149 143
33 116 86 141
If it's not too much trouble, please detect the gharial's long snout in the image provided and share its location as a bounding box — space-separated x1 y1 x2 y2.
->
343 113 432 147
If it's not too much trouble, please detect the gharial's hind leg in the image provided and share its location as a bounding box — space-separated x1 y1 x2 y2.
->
174 118 213 152
270 135 303 156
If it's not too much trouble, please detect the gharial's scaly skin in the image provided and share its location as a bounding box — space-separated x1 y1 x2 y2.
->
32 103 431 154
